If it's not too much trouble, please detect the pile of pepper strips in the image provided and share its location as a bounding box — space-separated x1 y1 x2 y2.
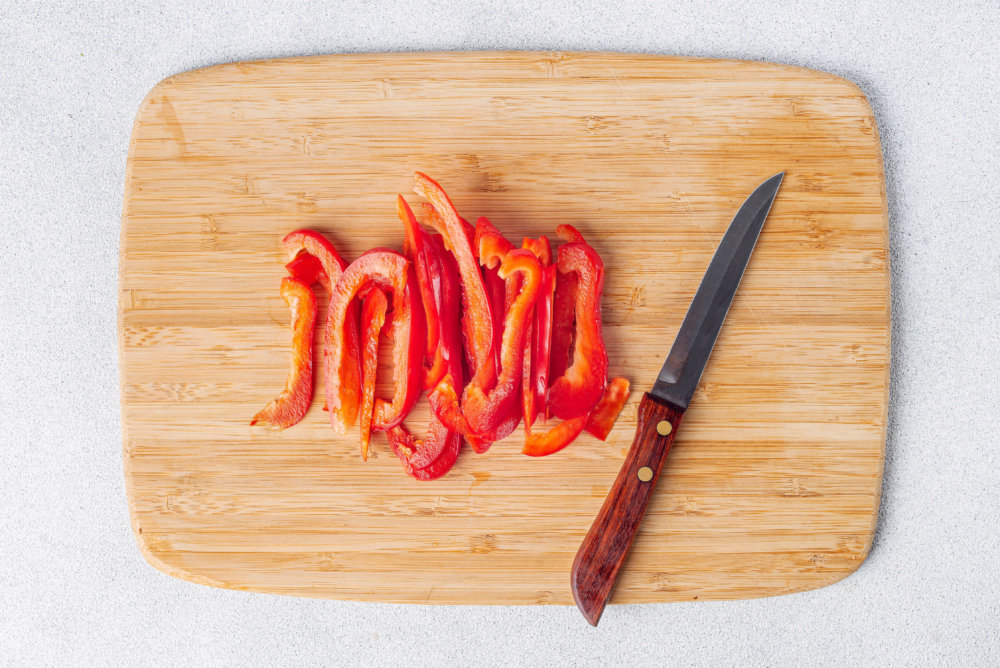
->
252 172 630 480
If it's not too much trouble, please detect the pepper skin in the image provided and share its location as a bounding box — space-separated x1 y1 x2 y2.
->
326 251 423 435
251 277 318 429
584 377 631 441
358 289 389 460
547 237 608 420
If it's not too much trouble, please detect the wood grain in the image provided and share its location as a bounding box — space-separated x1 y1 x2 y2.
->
119 52 890 605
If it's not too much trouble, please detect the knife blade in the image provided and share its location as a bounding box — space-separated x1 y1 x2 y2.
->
571 173 784 626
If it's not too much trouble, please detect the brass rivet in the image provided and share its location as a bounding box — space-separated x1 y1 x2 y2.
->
656 420 672 436
637 466 654 482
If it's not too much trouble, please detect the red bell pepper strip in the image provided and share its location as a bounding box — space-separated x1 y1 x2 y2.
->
285 251 326 287
585 377 631 441
549 270 577 383
556 223 586 244
385 232 465 478
358 289 388 460
477 217 515 380
521 317 535 432
398 196 451 389
414 172 494 379
466 406 521 453
387 421 462 481
548 237 608 420
284 229 361 419
251 277 318 429
326 250 421 434
549 225 587 384
283 229 349 292
371 265 425 431
421 203 476 259
521 236 554 429
461 249 541 438
522 415 588 457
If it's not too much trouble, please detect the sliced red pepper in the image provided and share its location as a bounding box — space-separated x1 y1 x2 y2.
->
556 223 586 244
420 203 476 260
461 249 541 438
251 277 317 429
521 317 535 432
466 406 521 453
477 217 515 381
533 264 557 420
371 265 425 431
414 172 494 379
285 251 326 287
548 237 608 420
521 236 553 429
386 229 465 478
326 250 422 435
549 270 578 383
585 377 631 441
398 196 451 389
283 229 349 292
388 422 462 481
283 229 360 419
358 289 388 460
522 415 588 457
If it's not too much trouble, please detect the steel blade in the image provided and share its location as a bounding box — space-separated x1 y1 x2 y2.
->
650 173 784 409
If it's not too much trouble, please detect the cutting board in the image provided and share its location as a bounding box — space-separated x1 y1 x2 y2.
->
120 52 889 605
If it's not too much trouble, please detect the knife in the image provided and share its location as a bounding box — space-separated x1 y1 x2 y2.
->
571 173 785 626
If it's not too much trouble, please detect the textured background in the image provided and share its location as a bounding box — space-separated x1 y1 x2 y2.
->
2 1 998 666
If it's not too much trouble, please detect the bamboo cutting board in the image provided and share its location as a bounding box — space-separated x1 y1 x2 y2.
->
120 52 889 605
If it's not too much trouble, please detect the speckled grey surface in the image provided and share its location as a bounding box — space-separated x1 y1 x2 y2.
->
2 1 999 665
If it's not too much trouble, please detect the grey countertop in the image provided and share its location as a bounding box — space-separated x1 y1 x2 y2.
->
3 1 998 665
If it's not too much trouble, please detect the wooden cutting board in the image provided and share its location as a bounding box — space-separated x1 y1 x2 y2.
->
120 52 889 605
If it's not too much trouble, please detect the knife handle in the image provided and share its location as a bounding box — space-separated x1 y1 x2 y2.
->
571 392 684 626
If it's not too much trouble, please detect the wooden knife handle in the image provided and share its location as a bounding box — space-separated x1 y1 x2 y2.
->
571 392 684 626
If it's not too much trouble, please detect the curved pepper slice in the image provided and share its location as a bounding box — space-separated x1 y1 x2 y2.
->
251 277 317 429
359 289 388 460
461 249 541 438
549 270 578 384
326 250 422 434
283 229 349 292
285 251 325 286
548 235 608 420
522 415 588 457
388 422 462 481
584 377 631 441
283 229 361 420
414 172 494 379
521 236 553 429
398 196 448 389
386 231 464 478
371 266 425 431
477 217 515 384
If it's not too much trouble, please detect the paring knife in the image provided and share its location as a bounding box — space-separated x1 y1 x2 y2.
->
571 173 785 626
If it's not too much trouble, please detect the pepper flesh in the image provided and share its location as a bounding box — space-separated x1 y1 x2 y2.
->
371 266 425 431
326 251 419 434
461 249 541 438
584 377 631 441
386 232 464 478
398 196 448 389
284 229 361 421
547 237 608 420
285 251 326 287
414 172 494 379
251 277 317 429
521 236 553 429
359 289 388 459
522 415 588 457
